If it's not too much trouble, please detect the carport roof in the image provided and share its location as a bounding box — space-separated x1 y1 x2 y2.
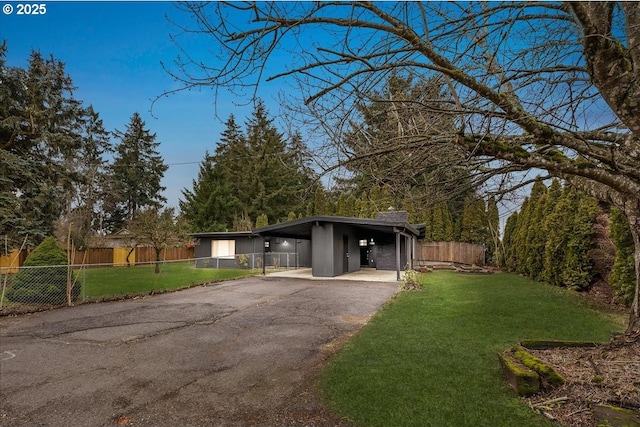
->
253 215 421 240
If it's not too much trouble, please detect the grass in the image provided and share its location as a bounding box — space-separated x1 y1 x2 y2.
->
80 261 257 299
321 271 626 427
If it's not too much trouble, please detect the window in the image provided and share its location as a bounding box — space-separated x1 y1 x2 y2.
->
359 239 368 247
212 240 235 258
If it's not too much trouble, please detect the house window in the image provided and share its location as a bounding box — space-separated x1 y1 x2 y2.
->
212 240 235 258
359 239 368 247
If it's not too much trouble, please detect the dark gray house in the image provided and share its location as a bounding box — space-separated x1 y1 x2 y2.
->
191 230 311 269
192 210 421 280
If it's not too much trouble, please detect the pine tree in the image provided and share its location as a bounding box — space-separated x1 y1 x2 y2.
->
107 112 167 231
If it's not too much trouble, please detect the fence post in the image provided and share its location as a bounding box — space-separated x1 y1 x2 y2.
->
82 266 86 302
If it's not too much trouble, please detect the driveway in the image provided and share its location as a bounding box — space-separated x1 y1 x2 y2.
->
0 275 398 427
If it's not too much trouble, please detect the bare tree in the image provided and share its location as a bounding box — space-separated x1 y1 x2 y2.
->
166 2 640 336
128 207 188 274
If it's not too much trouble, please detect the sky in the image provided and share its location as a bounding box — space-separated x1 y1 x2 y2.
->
1 1 285 209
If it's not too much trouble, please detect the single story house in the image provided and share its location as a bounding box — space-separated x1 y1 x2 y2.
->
191 231 312 270
192 210 422 280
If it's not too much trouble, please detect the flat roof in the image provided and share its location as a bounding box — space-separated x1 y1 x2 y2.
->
253 215 421 239
190 231 258 239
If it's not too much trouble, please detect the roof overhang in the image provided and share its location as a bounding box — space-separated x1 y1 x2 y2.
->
190 231 259 239
253 215 420 240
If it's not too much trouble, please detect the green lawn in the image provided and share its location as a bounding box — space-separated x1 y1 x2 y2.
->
321 271 626 427
80 261 257 299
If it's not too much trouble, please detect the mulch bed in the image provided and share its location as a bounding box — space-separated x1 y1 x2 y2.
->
524 339 639 426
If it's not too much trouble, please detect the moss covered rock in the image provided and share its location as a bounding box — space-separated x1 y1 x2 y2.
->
498 352 540 397
512 345 565 386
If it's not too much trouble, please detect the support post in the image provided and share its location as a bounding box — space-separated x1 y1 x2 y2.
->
262 238 266 276
396 231 401 281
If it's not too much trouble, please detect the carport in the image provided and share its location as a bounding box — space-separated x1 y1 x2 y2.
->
254 212 421 281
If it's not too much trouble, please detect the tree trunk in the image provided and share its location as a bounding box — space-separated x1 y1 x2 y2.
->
627 209 640 338
154 247 162 274
126 247 135 268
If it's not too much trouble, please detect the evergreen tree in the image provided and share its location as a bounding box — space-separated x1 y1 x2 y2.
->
179 151 238 232
340 73 469 213
423 207 436 241
255 213 269 228
56 105 112 248
180 115 244 232
542 187 576 286
502 212 518 270
521 181 548 277
6 237 79 305
344 194 357 218
106 112 167 231
1 47 84 249
335 193 347 217
356 191 370 218
512 197 532 275
526 180 562 280
486 196 500 265
312 187 328 215
460 195 486 244
243 101 311 223
609 207 636 305
368 185 383 216
560 193 598 290
233 213 252 231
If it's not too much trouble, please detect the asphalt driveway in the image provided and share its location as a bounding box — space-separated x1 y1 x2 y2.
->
0 275 398 426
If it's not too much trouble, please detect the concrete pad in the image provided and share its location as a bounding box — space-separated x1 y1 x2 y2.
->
267 267 402 282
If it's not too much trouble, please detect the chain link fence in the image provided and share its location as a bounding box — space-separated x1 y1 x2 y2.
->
0 253 302 316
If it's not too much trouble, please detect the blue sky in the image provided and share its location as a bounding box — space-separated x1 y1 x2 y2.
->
1 1 284 209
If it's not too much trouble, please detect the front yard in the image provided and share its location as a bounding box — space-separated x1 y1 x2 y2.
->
321 271 627 427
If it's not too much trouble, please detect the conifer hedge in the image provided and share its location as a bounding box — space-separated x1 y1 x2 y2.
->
503 181 600 292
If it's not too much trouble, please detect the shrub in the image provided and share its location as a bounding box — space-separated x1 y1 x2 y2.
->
6 237 79 305
609 208 636 305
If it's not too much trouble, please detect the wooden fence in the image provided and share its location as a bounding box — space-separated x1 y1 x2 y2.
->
417 241 485 266
3 246 195 268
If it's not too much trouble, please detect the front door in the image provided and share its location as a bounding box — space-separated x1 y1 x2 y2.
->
343 235 349 273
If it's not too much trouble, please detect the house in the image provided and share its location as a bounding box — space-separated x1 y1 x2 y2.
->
192 210 422 280
190 231 312 270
